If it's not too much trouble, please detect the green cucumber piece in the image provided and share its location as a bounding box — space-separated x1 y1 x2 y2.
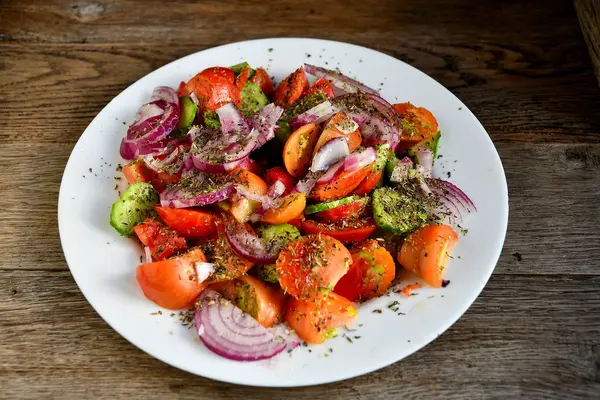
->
230 62 251 75
240 82 269 116
408 131 441 158
371 187 428 234
174 96 197 133
256 224 302 283
110 182 159 236
280 92 328 122
374 143 391 171
203 110 221 130
305 195 362 215
384 150 398 179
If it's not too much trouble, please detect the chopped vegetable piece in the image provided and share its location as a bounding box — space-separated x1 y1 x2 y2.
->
249 68 274 96
110 182 159 236
154 206 217 238
398 225 458 288
315 197 369 223
305 195 361 215
261 192 306 224
313 112 362 155
133 218 188 261
273 66 309 108
394 102 439 152
174 96 197 133
283 123 321 178
240 82 269 116
372 186 428 234
310 161 374 201
301 218 377 243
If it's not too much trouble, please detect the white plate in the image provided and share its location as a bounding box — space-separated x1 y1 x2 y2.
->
58 38 508 387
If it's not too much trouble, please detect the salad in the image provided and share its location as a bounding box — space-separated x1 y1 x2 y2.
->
110 62 476 361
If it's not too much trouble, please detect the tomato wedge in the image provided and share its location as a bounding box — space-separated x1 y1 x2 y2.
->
334 240 395 301
230 169 268 223
264 166 296 196
306 77 335 98
398 225 458 288
249 68 274 96
283 123 320 178
315 198 368 223
122 160 149 184
199 232 254 284
154 206 216 239
273 66 309 108
235 66 252 90
186 67 241 112
286 292 357 344
136 248 208 309
310 162 375 201
313 112 362 155
353 168 383 196
133 218 188 261
210 275 286 328
261 192 306 225
393 102 439 152
301 218 377 243
276 233 351 301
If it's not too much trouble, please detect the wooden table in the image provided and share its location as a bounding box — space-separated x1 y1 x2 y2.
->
1 0 599 398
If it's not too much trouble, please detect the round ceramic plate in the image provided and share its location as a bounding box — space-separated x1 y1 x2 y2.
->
58 38 508 387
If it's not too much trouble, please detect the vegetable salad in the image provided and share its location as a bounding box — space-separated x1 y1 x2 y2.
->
110 62 476 361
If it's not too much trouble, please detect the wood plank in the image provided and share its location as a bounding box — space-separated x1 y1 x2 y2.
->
0 271 599 398
575 0 600 86
1 142 598 274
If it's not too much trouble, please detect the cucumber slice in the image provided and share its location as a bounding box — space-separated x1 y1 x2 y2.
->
374 143 391 171
230 61 251 75
256 223 301 284
174 96 197 133
408 131 441 158
372 187 428 234
384 150 398 179
240 82 269 116
305 195 361 215
110 182 159 236
203 110 221 130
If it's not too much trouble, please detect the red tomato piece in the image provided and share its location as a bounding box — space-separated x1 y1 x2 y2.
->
301 219 377 244
250 68 274 96
306 77 335 98
310 162 374 201
286 292 357 344
133 218 188 261
334 240 396 301
235 66 252 90
315 198 368 223
353 168 383 196
136 248 208 309
263 166 296 196
273 67 309 108
154 206 217 239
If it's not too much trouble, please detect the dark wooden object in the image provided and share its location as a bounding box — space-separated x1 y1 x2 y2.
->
1 0 599 398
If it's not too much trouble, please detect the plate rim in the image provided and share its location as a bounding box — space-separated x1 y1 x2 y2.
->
58 37 509 387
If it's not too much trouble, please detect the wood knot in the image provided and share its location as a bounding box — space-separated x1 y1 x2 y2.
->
70 3 106 22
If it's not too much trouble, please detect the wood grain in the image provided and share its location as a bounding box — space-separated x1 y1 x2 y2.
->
1 0 600 398
575 0 600 86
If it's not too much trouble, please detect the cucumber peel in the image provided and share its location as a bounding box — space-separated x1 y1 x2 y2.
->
174 96 197 133
305 195 362 215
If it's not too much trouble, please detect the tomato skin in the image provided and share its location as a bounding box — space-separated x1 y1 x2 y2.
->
261 192 306 225
276 234 351 301
154 206 217 239
334 240 395 301
264 166 296 196
250 68 274 96
136 248 208 309
122 160 149 184
353 168 383 196
235 66 252 90
315 199 368 223
186 68 240 113
273 66 309 108
393 103 439 152
177 81 189 97
133 218 188 261
306 77 335 98
283 123 320 178
230 169 268 223
310 162 374 201
301 219 377 243
210 275 286 328
398 225 458 288
313 112 362 155
285 292 357 344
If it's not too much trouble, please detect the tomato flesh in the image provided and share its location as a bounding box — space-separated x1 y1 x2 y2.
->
301 219 377 243
133 218 188 261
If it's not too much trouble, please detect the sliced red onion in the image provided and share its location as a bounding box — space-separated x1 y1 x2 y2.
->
191 155 244 173
189 129 259 172
332 93 401 152
143 145 186 175
316 160 344 184
295 170 325 194
310 137 350 172
149 86 180 105
343 147 377 173
194 290 300 361
247 104 284 146
189 91 200 106
143 246 152 264
159 171 235 208
195 262 215 282
216 103 248 136
225 222 279 264
289 100 341 131
415 146 434 175
304 63 379 95
267 180 286 198
390 157 414 183
120 137 178 160
426 178 476 225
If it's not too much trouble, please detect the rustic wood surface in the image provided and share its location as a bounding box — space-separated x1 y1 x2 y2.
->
1 0 599 399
